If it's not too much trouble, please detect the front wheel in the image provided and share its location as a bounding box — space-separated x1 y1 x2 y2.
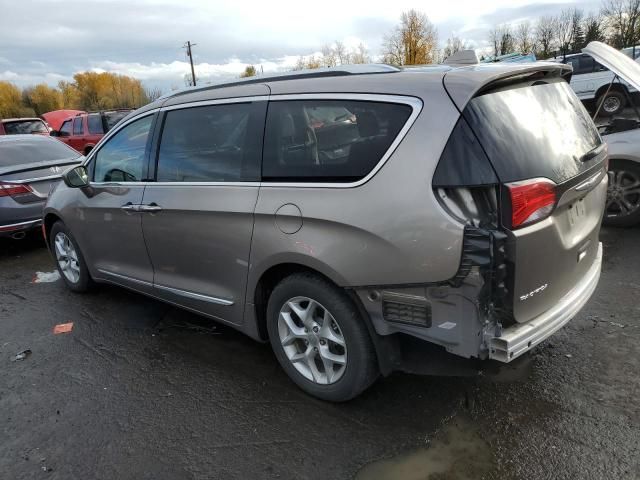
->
50 221 94 292
266 273 378 401
604 160 640 227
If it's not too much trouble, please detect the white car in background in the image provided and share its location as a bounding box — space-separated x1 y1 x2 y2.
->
585 42 640 226
553 46 640 116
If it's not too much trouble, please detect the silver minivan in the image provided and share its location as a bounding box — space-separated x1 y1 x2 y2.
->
44 63 607 401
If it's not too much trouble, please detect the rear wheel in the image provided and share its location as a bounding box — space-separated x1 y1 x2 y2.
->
266 273 378 401
597 90 626 117
604 160 640 227
50 221 94 292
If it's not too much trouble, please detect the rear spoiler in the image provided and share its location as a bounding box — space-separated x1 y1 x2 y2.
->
443 63 573 112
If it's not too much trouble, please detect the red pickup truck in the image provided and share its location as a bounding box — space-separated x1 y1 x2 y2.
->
51 110 132 154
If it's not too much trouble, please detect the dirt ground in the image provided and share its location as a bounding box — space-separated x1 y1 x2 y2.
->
1 226 638 479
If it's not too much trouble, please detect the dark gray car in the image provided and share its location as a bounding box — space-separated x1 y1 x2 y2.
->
0 135 82 239
43 63 607 401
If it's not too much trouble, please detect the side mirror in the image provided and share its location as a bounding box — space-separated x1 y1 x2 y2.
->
50 130 59 137
63 165 89 188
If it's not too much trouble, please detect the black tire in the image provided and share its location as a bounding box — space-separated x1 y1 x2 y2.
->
49 221 94 292
83 146 93 156
603 160 640 227
266 273 379 402
597 90 626 117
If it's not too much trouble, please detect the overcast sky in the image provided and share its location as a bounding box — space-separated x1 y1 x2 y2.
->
0 0 599 92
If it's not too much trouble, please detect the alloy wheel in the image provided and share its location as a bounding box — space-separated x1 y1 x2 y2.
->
54 232 81 283
603 96 621 114
277 296 347 385
606 169 640 219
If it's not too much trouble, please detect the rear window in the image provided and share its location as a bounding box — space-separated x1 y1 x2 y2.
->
263 100 412 182
0 138 80 167
156 103 260 182
3 120 48 134
73 117 84 135
104 111 130 131
87 113 103 134
464 80 602 184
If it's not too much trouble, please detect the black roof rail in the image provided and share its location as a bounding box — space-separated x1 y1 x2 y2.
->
164 64 400 99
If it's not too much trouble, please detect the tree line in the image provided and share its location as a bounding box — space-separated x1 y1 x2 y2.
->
0 72 161 118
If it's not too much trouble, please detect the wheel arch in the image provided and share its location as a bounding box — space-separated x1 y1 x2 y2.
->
250 260 396 375
251 260 347 341
595 82 629 100
43 211 63 245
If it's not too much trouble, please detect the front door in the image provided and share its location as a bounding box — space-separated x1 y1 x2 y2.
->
70 113 156 293
141 99 267 325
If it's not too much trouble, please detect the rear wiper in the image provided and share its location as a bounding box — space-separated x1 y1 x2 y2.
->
579 144 606 163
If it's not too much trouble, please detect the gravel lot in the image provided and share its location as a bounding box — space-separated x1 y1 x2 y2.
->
1 227 639 479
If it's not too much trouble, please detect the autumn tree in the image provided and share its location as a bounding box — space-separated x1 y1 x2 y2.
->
22 84 62 115
382 10 438 65
0 81 33 117
57 81 80 109
240 65 257 78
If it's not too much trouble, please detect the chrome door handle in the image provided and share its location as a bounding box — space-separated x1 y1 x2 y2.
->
139 203 163 213
120 203 139 212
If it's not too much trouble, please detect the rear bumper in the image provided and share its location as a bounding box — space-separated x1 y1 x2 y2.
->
489 241 602 363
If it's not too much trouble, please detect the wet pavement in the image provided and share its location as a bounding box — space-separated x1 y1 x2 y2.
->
1 227 639 479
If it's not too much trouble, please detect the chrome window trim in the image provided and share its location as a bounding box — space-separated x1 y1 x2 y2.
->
97 268 153 287
263 93 423 189
145 181 259 187
154 283 234 306
160 95 269 112
87 94 422 189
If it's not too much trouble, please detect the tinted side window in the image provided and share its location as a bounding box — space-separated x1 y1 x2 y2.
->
73 117 84 135
578 56 595 74
93 115 153 182
156 103 260 182
87 114 103 134
60 120 72 135
263 100 412 182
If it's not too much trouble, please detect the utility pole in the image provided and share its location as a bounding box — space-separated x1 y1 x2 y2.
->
184 41 197 87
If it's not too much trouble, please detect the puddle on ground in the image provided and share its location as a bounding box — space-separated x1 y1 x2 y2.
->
355 416 496 480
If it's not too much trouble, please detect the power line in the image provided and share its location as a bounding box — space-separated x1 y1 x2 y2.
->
183 41 197 86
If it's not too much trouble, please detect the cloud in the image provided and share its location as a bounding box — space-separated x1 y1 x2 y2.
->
0 0 601 91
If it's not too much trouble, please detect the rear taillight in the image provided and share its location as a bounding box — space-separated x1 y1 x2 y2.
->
0 182 33 198
507 179 557 229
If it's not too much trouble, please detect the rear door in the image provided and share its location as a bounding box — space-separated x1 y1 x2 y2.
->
462 79 607 323
140 98 267 325
86 113 105 149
